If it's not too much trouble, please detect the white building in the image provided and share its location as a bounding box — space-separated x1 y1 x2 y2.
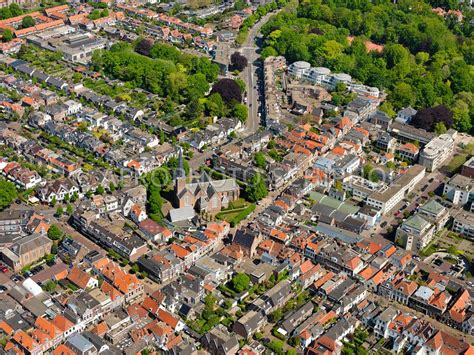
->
396 215 435 252
443 174 474 206
287 61 380 96
366 165 425 215
288 61 311 79
64 99 82 116
452 211 474 238
419 131 456 172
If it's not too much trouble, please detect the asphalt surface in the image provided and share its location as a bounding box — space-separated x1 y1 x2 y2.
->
240 11 278 133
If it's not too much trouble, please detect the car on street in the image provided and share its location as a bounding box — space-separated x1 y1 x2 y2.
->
0 265 8 273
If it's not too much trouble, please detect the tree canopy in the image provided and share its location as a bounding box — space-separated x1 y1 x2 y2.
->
231 273 250 293
0 178 17 211
411 105 453 132
2 29 13 42
47 224 63 241
254 152 266 169
245 173 268 202
0 4 23 20
21 15 35 29
260 0 474 132
230 52 248 72
91 41 218 105
211 78 242 105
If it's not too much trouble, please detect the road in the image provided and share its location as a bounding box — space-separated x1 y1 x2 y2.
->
240 11 279 133
189 11 279 171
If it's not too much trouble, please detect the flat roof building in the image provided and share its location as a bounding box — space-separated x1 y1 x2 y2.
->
366 165 425 215
419 131 456 172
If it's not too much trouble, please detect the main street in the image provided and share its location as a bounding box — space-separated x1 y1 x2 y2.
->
189 11 278 171
240 10 279 133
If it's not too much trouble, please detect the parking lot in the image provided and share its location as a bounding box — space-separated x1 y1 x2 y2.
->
362 170 446 243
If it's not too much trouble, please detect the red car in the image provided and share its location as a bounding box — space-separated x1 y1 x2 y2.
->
0 265 8 273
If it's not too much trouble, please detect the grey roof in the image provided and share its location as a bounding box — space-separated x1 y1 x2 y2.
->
398 107 417 117
10 234 51 257
169 206 195 222
32 70 49 82
419 199 445 216
402 214 430 231
313 223 362 244
66 333 97 353
46 76 67 89
280 301 313 334
233 228 260 250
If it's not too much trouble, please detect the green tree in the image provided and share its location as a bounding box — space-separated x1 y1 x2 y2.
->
47 225 63 241
50 196 57 207
131 263 140 274
147 183 163 222
434 121 447 134
185 98 203 120
363 164 379 182
0 178 17 211
261 46 277 59
9 3 22 17
204 293 217 309
245 173 268 202
45 254 55 266
205 93 226 117
231 273 250 293
43 280 57 292
235 78 246 94
56 206 64 217
66 204 74 215
232 103 248 122
70 191 79 202
96 184 105 195
21 16 35 29
254 152 266 169
270 308 283 322
2 29 13 42
379 102 396 118
391 83 414 109
268 340 284 354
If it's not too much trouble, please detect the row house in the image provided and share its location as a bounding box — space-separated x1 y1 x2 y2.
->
138 251 185 284
70 211 148 262
98 261 144 304
38 178 79 204
187 117 243 150
0 160 42 189
157 13 213 37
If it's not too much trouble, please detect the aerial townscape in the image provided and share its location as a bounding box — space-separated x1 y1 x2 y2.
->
0 0 473 353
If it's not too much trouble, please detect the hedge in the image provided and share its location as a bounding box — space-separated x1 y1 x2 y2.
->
230 203 256 227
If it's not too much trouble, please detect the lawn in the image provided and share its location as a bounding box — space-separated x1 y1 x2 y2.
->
216 201 256 227
447 154 468 173
216 198 250 221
